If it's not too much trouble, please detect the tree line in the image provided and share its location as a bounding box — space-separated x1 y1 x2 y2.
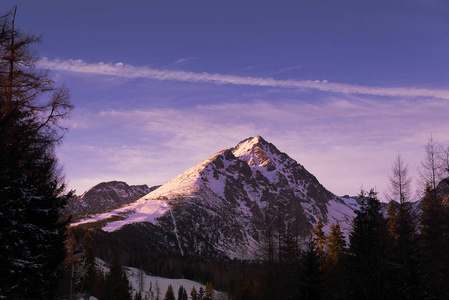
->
65 179 449 300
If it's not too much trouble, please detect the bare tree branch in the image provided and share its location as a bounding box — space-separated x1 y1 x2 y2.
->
417 135 445 197
385 152 412 204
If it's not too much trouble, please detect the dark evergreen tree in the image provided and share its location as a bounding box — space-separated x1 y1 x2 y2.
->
419 184 449 299
297 239 326 300
135 291 143 300
280 222 300 265
198 286 205 300
347 189 393 300
278 222 302 299
397 204 421 299
236 280 261 300
386 201 399 241
177 285 188 300
420 185 446 249
103 254 132 300
148 281 155 300
0 7 73 299
163 285 175 300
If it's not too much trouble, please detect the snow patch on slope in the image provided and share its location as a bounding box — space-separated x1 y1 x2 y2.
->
323 197 359 239
71 198 170 232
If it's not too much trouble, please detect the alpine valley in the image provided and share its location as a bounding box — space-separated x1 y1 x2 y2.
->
69 136 362 259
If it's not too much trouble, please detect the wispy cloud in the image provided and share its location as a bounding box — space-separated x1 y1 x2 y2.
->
40 58 449 100
274 64 302 74
172 57 197 65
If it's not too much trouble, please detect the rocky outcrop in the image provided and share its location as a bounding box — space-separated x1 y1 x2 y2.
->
63 181 159 215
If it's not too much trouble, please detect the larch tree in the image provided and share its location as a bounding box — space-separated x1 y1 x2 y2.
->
385 153 416 266
190 286 198 300
418 135 445 198
325 222 348 299
204 282 214 300
386 152 412 204
163 285 175 300
312 218 327 265
103 254 132 300
326 221 346 271
0 7 73 299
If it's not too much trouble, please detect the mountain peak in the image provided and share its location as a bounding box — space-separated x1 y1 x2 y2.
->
231 135 277 170
234 136 266 150
251 135 266 143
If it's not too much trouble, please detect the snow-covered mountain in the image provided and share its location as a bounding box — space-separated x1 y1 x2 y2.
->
63 181 159 216
73 136 359 258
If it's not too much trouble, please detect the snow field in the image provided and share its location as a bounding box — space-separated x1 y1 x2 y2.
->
70 199 170 232
97 259 225 300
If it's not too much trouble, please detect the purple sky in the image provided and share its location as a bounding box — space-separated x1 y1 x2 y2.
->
5 0 449 198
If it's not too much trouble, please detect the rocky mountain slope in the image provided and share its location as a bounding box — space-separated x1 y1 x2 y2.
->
436 177 449 204
63 181 159 215
73 136 359 258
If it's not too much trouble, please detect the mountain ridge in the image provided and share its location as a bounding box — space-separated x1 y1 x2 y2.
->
63 180 159 216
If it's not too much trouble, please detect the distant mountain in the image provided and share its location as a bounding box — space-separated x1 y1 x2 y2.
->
73 136 359 258
63 181 159 216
